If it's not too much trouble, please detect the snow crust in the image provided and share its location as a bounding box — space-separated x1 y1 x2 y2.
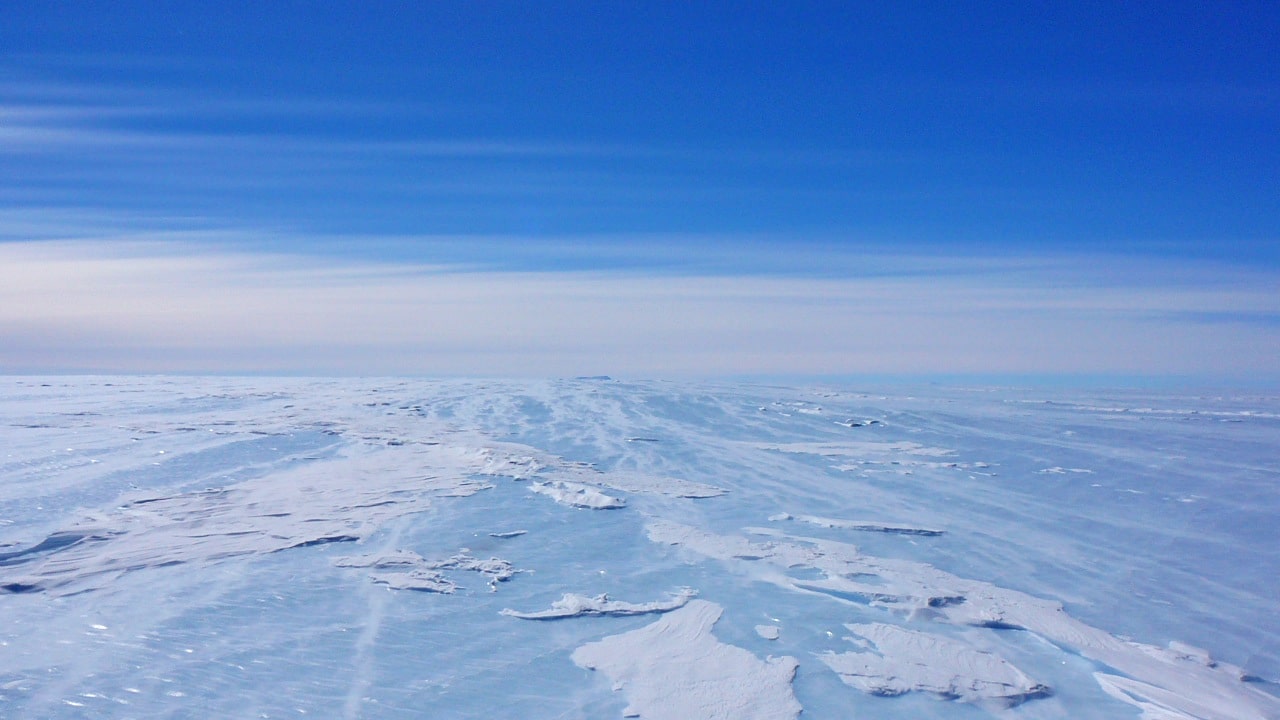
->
502 588 696 620
647 520 1280 720
772 512 944 536
757 440 957 459
1 441 498 596
591 471 726 498
819 622 1047 706
337 550 519 593
1 377 1277 719
755 624 780 640
529 480 626 509
571 600 801 720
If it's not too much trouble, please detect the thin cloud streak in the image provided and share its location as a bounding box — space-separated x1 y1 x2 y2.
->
0 119 620 159
1 240 1276 377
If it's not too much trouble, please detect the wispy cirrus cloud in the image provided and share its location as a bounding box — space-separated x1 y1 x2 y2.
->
0 76 716 237
0 73 613 144
0 113 623 159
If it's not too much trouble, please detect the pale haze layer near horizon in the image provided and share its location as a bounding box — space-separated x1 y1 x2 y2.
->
2 3 1278 381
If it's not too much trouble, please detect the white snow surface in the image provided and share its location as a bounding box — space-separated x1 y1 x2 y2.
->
529 480 627 509
773 512 945 535
819 622 1048 706
571 600 802 720
502 587 696 620
1 376 1278 719
755 624 781 640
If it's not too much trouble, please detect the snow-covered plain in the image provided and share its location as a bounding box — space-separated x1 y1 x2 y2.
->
1 376 1277 719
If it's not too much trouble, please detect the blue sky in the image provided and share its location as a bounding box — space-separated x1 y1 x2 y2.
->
1 2 1278 378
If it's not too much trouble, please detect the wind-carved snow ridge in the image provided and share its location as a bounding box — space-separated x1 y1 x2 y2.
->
571 600 802 720
819 623 1049 708
371 569 459 593
335 550 521 593
1093 670 1255 720
756 440 957 459
1038 466 1094 475
472 439 726 499
0 409 724 596
467 445 547 479
529 481 626 509
491 454 725 499
0 440 508 597
755 440 995 477
501 588 696 620
332 549 426 570
647 521 1280 720
771 513 944 536
0 410 720 597
596 471 726 499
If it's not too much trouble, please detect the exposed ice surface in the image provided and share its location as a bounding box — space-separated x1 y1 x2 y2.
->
1 376 1278 718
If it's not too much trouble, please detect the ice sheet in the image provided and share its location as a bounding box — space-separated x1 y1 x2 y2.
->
1 376 1277 719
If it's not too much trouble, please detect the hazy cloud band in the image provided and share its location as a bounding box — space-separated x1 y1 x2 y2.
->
2 240 1276 377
